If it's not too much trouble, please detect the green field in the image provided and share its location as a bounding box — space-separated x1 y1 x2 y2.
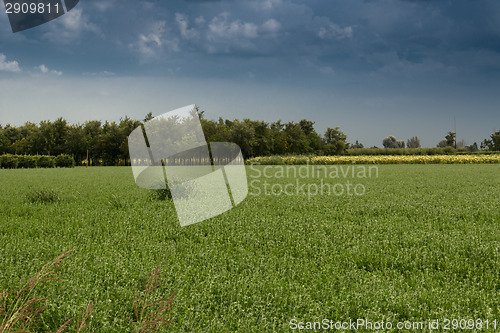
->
0 165 499 332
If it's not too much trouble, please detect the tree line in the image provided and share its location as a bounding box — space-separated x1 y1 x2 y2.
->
382 131 500 152
1 111 498 165
0 112 348 165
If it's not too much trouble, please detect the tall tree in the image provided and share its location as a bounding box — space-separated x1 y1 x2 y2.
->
299 119 321 152
445 131 456 147
383 135 404 148
283 121 309 154
407 136 421 148
350 140 364 149
481 130 500 151
437 139 447 148
324 127 347 155
230 120 256 158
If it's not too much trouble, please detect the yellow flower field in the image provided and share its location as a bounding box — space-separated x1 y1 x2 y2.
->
246 154 500 165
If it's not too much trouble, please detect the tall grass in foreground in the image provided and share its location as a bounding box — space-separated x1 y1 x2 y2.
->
0 250 76 332
129 266 176 333
0 251 174 333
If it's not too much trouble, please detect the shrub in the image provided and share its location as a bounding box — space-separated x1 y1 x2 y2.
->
0 154 19 169
55 154 75 168
443 146 456 154
25 189 63 204
17 155 37 168
149 178 193 201
36 156 55 168
107 194 127 209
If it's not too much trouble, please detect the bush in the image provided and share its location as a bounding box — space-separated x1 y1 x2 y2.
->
0 154 19 169
443 146 456 154
36 155 55 168
17 155 37 168
55 154 75 168
149 178 194 201
25 189 63 204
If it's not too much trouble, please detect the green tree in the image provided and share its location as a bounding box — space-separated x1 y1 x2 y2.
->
251 120 272 156
323 127 347 155
270 121 287 155
52 117 69 156
119 116 142 164
466 142 479 152
230 120 256 158
283 121 309 154
481 130 500 151
0 125 21 154
94 121 125 166
65 124 86 163
445 131 456 147
83 120 102 166
350 140 364 149
299 119 321 152
143 112 154 123
437 139 447 148
407 136 421 148
383 135 404 148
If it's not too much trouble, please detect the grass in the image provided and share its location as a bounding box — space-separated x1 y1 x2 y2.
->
0 165 499 331
0 249 173 333
0 250 74 332
25 189 63 204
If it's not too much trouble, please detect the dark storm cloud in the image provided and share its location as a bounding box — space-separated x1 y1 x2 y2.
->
3 0 499 80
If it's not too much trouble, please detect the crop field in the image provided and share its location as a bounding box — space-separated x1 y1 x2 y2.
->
0 165 499 332
247 154 500 165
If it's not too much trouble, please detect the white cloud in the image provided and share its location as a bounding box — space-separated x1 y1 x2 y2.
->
0 54 21 72
93 0 116 11
61 8 100 33
176 13 198 39
131 21 179 59
37 64 63 75
82 71 116 76
208 13 259 40
261 19 281 34
205 13 261 53
195 16 205 26
43 8 102 43
258 0 282 11
318 23 353 40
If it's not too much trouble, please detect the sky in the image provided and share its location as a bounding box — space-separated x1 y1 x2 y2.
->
0 0 499 147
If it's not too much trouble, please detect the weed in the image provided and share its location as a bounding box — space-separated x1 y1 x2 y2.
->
129 266 176 333
25 189 63 204
148 178 194 201
0 247 174 333
107 194 127 209
0 250 74 332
